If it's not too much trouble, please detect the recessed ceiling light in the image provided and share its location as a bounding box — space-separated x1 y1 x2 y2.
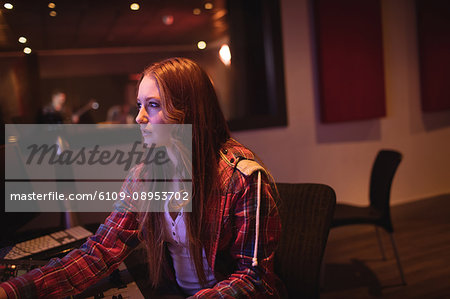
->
4 3 13 9
23 47 32 54
197 41 207 50
48 2 55 9
130 3 140 11
49 10 57 17
18 37 27 44
204 2 213 10
193 8 201 15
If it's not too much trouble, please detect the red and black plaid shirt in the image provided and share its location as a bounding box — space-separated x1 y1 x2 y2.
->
1 139 282 298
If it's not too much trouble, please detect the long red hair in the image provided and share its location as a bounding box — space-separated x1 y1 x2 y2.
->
137 57 230 287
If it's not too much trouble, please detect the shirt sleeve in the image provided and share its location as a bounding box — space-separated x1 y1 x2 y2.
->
0 211 140 299
0 174 142 299
193 171 282 298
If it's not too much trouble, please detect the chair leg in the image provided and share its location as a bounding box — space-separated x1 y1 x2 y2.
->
389 232 407 285
375 226 386 260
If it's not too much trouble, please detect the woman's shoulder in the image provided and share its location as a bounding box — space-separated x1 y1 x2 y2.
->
216 140 276 210
219 138 256 165
218 138 267 182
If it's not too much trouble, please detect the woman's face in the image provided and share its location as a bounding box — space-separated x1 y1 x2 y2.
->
136 76 169 146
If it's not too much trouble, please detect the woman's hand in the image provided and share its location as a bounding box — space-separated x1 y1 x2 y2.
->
0 286 7 299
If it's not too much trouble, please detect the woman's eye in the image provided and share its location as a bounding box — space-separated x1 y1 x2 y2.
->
147 102 160 108
137 102 142 110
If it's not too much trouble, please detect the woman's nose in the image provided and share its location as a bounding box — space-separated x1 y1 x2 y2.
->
136 107 148 124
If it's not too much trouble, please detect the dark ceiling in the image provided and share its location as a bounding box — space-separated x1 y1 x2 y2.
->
0 0 228 53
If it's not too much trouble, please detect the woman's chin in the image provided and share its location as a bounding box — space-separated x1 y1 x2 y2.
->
143 139 166 149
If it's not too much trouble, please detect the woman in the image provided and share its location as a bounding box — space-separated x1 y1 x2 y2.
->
0 58 283 298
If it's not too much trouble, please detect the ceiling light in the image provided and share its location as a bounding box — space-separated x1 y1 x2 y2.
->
197 41 207 50
130 3 140 11
204 2 213 10
219 44 231 66
4 3 13 9
18 36 27 44
193 8 201 15
162 15 174 26
48 2 55 9
23 47 32 54
49 10 57 17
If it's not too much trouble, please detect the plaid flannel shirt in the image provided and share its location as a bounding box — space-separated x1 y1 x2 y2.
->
1 139 283 298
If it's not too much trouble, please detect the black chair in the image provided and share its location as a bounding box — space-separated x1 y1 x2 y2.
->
275 183 336 298
331 149 406 285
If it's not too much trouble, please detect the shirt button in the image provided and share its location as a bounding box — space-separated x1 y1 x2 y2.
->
223 149 228 154
172 222 175 226
172 232 175 236
230 158 235 163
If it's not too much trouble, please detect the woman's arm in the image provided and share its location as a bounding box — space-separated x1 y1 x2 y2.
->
0 211 140 299
0 163 147 298
194 171 282 298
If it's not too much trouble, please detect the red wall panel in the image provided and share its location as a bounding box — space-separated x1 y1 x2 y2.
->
314 0 386 123
417 0 450 112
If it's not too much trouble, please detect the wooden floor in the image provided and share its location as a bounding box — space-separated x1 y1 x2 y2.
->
320 194 450 299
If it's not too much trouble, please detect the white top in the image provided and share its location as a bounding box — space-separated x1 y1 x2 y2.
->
163 208 217 295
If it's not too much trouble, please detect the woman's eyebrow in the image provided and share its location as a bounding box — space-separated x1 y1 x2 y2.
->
144 96 160 101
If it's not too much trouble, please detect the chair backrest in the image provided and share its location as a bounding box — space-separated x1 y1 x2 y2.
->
369 150 402 230
274 183 336 299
